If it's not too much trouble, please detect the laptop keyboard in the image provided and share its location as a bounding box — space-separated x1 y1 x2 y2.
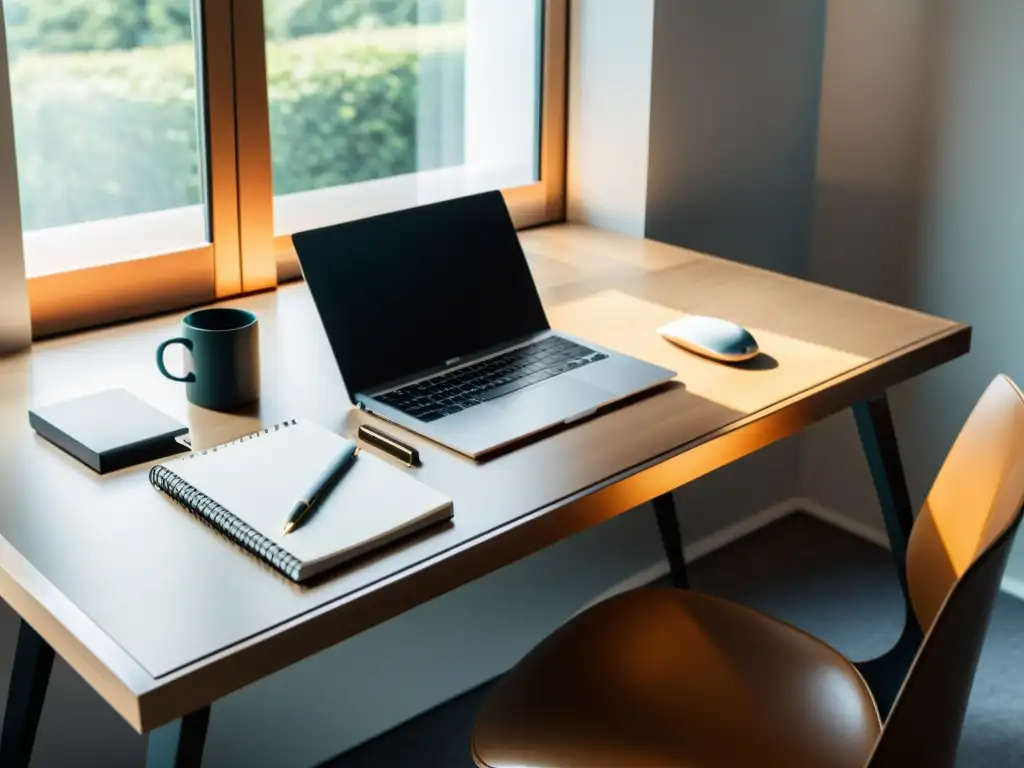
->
374 336 608 423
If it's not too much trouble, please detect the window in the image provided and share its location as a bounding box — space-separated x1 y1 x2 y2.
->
264 0 540 235
5 0 208 275
0 0 565 337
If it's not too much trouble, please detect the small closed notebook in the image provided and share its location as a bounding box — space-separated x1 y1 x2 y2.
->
30 388 189 473
150 419 453 582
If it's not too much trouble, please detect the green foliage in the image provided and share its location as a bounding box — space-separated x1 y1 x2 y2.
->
144 0 193 47
269 38 413 195
265 0 419 40
3 0 193 54
9 26 464 230
2 0 454 54
10 41 202 228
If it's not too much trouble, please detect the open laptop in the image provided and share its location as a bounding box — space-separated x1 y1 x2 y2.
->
294 191 675 458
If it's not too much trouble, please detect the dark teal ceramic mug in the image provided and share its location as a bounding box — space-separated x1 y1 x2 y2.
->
156 308 260 410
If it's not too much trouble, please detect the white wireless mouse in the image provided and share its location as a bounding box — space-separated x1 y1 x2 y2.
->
657 316 760 363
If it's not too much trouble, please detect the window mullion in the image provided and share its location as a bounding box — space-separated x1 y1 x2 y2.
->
231 0 277 293
198 0 243 298
538 0 568 223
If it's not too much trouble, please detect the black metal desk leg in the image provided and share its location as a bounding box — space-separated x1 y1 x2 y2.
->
0 620 55 768
146 707 210 768
654 492 689 588
853 394 915 597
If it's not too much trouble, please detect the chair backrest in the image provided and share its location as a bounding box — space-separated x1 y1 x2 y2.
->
867 374 1024 767
907 374 1024 633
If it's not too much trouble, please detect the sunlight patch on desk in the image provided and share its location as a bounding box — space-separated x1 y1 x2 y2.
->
548 290 868 415
522 224 698 275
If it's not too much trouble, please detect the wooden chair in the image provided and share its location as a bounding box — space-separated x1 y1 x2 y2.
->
471 374 1024 768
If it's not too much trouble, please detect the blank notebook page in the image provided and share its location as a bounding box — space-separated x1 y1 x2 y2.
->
167 420 452 579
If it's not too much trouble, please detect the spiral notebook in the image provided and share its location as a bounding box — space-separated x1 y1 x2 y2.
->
149 419 453 582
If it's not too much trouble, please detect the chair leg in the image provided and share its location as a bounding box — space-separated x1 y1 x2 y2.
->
146 707 211 768
854 612 922 720
0 620 55 768
654 492 689 588
853 394 915 598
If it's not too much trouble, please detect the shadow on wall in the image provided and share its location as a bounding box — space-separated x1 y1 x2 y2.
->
807 0 968 505
643 0 828 280
810 0 956 311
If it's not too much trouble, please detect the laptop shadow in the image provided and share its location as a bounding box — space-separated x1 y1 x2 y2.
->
475 379 685 463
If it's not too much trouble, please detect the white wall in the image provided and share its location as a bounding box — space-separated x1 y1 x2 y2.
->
803 0 1024 577
644 0 827 278
565 0 655 236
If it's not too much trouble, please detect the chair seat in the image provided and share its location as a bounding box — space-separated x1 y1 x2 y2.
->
473 588 881 768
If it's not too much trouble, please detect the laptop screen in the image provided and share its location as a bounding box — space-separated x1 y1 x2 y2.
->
294 191 550 398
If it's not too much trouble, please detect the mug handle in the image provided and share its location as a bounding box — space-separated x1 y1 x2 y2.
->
156 338 196 383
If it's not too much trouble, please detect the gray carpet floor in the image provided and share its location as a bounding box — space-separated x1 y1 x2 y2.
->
322 513 1024 767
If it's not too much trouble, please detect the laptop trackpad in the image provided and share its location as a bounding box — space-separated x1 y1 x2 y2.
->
493 376 607 425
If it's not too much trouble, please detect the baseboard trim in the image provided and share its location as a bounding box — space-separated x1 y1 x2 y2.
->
1000 576 1024 602
793 497 891 549
800 499 1024 602
573 495 1024 613
573 498 799 617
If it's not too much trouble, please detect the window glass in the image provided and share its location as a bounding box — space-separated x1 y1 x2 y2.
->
3 0 207 275
263 0 541 235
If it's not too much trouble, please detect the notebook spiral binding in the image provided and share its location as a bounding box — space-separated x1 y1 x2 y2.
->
149 419 303 582
183 418 298 458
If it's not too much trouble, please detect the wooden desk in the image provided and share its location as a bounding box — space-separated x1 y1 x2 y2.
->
0 224 969 766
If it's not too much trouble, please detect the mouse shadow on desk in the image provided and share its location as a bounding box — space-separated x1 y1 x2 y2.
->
732 352 779 371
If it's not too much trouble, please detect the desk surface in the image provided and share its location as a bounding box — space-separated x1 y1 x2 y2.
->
0 224 969 731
